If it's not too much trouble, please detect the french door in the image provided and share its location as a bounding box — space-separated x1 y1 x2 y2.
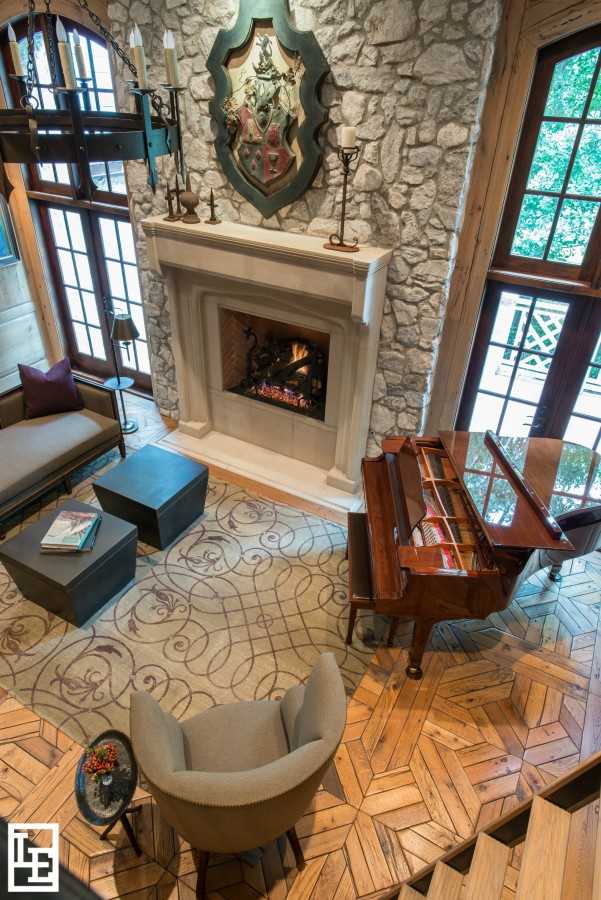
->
40 204 152 390
3 15 151 392
456 281 601 450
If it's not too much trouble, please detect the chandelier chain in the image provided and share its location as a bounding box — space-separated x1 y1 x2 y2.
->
25 0 36 104
76 0 137 78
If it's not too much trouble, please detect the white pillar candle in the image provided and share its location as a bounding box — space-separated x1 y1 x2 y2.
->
56 17 77 89
72 30 89 80
7 24 24 77
163 30 180 87
340 126 357 149
130 25 148 90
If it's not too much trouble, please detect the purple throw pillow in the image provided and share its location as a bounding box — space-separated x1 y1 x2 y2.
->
18 358 83 419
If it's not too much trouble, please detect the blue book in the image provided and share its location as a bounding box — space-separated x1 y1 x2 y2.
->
40 510 99 552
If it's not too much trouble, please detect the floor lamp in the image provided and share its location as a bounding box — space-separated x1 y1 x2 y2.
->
105 313 140 434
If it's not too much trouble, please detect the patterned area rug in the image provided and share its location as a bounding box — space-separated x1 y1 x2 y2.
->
0 450 372 742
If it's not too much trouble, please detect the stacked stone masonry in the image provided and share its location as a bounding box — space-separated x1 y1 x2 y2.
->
107 0 501 452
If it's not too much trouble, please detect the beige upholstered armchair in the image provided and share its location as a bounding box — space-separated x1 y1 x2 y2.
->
130 652 347 898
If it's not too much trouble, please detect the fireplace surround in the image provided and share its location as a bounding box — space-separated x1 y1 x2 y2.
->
142 216 392 511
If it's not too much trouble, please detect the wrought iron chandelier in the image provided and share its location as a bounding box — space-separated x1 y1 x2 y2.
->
0 0 185 199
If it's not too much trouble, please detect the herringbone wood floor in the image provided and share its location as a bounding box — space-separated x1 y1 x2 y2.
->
1 397 601 898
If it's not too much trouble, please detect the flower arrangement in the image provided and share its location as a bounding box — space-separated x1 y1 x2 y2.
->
82 742 119 782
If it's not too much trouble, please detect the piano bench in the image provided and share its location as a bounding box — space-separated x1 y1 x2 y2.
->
346 512 399 647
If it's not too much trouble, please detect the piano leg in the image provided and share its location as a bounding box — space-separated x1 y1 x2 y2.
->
406 618 436 679
387 617 400 647
346 606 358 645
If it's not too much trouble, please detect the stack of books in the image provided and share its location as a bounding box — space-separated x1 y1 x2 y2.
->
40 510 102 554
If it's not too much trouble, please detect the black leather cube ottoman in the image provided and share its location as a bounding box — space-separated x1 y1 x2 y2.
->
93 445 208 549
0 499 137 626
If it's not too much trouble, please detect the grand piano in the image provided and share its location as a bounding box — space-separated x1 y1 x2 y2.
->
348 430 601 679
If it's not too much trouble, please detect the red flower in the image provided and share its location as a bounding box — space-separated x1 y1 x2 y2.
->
83 742 119 781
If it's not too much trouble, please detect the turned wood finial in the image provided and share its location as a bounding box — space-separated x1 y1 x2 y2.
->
180 172 200 224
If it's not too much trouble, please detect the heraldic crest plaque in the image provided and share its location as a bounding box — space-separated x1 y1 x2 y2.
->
207 0 329 218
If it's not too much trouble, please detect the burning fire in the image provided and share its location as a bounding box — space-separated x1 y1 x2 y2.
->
251 381 313 409
290 342 310 376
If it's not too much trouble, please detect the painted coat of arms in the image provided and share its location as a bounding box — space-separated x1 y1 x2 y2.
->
207 0 329 218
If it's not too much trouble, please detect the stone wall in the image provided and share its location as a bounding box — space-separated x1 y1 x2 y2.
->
107 0 500 450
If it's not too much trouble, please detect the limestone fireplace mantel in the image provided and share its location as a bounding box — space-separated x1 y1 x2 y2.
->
141 216 392 512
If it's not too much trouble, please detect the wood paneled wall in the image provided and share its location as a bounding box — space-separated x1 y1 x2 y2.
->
426 0 601 433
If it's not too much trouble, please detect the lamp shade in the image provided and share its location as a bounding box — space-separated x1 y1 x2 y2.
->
111 313 139 343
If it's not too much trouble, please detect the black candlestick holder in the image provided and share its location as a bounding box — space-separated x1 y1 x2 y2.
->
77 77 93 112
324 146 360 253
164 184 179 221
205 188 221 225
161 84 186 182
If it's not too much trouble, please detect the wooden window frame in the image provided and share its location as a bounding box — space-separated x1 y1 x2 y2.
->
38 202 152 391
426 3 601 434
456 280 601 438
494 26 601 289
1 15 151 393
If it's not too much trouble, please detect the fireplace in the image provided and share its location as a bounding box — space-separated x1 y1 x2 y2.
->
220 309 329 421
141 216 392 511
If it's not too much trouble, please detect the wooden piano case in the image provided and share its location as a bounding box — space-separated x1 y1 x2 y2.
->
355 436 520 679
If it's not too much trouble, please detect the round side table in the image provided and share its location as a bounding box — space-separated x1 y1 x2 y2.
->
75 729 142 855
103 375 138 434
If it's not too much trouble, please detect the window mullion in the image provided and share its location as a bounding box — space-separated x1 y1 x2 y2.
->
541 52 601 262
87 211 117 356
494 300 538 433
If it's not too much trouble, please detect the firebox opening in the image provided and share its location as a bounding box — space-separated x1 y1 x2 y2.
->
220 308 329 421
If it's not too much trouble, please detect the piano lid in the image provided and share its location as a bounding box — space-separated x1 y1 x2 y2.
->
440 431 574 552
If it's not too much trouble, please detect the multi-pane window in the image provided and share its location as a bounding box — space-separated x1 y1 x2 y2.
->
99 218 150 375
467 289 569 436
5 15 149 390
17 27 126 194
497 37 601 281
48 208 106 360
458 29 601 444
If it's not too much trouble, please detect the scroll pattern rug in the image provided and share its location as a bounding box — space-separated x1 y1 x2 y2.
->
0 451 372 742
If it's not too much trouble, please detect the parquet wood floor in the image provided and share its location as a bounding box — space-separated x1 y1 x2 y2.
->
0 555 600 899
1 397 600 898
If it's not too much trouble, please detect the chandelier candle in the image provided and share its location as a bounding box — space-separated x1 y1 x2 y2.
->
72 30 89 80
7 24 23 77
56 17 77 90
163 31 180 88
129 25 148 90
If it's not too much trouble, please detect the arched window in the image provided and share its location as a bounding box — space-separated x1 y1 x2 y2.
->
1 15 151 390
457 27 601 454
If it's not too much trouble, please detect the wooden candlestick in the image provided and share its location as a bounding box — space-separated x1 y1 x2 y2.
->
180 173 200 224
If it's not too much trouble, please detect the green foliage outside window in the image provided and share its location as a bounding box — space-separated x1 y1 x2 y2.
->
511 46 601 264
